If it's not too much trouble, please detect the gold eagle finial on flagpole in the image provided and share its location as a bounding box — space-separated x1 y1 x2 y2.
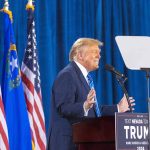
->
1 0 13 22
26 0 35 11
28 0 33 6
4 0 9 10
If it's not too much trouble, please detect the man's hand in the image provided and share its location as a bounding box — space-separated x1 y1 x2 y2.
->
84 89 96 111
118 95 135 112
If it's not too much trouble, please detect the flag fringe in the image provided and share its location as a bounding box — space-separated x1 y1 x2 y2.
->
32 140 35 150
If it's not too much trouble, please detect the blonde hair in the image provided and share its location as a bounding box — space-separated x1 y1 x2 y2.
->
69 38 103 61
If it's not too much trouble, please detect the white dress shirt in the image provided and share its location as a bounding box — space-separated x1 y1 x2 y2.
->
74 61 119 115
74 61 90 116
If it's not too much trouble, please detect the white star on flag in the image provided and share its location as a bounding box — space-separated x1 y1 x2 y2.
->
10 56 18 72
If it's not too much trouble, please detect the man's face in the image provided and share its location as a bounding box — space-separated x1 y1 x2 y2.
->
79 45 101 71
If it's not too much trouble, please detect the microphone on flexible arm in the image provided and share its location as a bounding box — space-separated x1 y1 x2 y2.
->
105 64 126 79
105 64 132 112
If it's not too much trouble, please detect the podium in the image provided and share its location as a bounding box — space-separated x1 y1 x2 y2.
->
72 116 115 150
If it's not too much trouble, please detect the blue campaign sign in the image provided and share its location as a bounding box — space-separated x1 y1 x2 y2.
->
115 113 149 150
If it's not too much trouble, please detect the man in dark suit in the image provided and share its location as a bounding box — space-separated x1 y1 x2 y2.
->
47 38 135 150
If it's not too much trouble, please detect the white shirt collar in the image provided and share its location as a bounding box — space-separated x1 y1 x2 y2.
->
74 61 89 81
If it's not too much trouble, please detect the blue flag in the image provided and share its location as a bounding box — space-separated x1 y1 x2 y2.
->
1 10 32 150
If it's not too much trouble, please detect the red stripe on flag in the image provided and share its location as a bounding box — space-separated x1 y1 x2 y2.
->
34 97 45 132
24 92 46 149
0 97 5 115
32 116 46 150
38 92 42 102
24 93 35 144
0 88 9 150
21 72 34 95
0 122 9 150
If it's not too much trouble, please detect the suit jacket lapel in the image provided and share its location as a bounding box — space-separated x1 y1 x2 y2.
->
71 61 97 117
71 61 90 92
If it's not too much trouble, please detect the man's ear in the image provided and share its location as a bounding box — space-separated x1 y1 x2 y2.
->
77 52 82 60
77 51 84 61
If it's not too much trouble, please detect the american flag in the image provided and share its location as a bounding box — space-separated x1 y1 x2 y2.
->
0 86 9 150
21 8 46 150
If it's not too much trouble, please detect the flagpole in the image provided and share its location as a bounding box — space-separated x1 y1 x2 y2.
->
22 0 47 149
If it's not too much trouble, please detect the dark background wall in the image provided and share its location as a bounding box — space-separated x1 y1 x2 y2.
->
0 0 150 136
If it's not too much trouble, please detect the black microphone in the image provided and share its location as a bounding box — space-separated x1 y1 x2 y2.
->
105 64 126 78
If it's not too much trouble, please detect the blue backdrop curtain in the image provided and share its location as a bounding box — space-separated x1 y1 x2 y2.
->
0 0 150 136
